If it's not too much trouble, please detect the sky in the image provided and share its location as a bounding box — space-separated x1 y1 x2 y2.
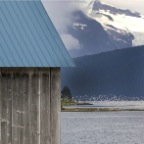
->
42 0 144 51
42 1 84 51
101 0 144 13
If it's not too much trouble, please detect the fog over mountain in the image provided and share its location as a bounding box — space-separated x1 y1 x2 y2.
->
87 0 144 46
68 10 134 57
43 0 144 57
69 0 144 57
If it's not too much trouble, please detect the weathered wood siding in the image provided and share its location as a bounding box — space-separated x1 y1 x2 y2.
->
0 68 60 144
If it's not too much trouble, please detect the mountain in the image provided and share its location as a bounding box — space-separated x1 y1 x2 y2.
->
88 0 141 17
88 0 144 45
68 0 144 57
61 45 144 101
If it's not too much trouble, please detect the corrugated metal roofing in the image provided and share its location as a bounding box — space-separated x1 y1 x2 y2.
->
0 0 75 67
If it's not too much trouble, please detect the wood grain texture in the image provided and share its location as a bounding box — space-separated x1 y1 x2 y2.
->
0 68 61 144
50 68 61 144
40 72 51 144
1 74 8 144
31 73 39 144
0 71 1 143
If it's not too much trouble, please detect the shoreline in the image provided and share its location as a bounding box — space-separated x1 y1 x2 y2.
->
61 108 144 112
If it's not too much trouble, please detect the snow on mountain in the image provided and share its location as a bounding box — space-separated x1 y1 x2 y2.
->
87 0 144 46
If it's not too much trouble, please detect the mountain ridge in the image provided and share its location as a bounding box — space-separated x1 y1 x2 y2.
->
87 0 144 47
90 0 141 18
68 0 144 57
69 10 134 57
62 45 144 100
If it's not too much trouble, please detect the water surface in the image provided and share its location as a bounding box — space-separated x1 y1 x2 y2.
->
61 111 144 144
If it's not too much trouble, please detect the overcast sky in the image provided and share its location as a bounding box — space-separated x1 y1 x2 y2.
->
43 0 144 13
42 0 144 51
42 1 84 50
102 0 144 13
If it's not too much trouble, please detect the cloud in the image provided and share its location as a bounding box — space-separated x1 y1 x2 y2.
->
61 34 81 50
101 0 144 13
42 0 144 52
42 0 85 50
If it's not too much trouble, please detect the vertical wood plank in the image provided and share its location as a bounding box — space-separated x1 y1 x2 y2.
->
1 74 9 144
11 73 14 144
28 73 32 144
38 72 41 144
22 73 29 144
40 71 51 144
50 68 61 144
0 71 1 144
26 72 32 144
12 73 20 144
19 73 29 144
7 74 12 144
17 74 22 144
31 73 39 144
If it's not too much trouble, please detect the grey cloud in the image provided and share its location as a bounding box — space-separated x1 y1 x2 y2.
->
42 1 84 51
101 0 144 13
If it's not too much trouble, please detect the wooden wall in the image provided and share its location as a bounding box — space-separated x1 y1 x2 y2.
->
0 68 60 144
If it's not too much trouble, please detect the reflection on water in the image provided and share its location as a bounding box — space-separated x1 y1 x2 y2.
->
61 111 144 144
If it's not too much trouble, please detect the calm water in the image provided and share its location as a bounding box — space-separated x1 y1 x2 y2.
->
61 111 144 144
64 101 144 109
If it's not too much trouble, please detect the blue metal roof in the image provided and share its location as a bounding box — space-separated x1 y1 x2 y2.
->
0 0 75 67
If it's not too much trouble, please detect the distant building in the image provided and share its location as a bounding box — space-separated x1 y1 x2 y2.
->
0 1 74 144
